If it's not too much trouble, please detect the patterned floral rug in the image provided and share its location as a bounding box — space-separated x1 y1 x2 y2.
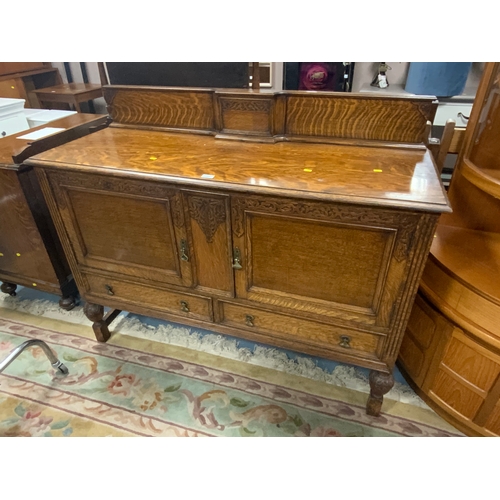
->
0 307 461 437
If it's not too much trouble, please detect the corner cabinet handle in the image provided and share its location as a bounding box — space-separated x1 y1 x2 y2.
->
105 284 114 296
180 239 189 262
180 300 190 313
245 314 255 327
339 335 351 349
232 247 243 270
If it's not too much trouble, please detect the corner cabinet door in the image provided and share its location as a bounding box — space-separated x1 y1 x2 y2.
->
43 170 193 287
231 195 432 332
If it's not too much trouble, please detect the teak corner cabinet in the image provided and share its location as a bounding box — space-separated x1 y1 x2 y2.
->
399 62 500 435
25 86 451 415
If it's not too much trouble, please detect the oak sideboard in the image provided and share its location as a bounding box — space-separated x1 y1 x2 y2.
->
25 86 451 415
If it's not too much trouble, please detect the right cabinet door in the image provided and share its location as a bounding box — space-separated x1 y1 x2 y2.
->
231 195 422 331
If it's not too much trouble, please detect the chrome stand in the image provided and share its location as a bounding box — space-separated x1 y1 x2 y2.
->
0 339 68 375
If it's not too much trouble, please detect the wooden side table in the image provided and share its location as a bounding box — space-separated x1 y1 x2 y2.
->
32 83 103 112
0 66 63 108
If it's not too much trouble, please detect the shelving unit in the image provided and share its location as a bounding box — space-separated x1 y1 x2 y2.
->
399 62 500 436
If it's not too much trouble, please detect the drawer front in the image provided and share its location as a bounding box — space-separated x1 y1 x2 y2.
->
434 103 472 127
219 301 382 357
82 272 212 322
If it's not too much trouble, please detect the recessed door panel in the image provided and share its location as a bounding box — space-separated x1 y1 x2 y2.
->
232 195 419 329
250 215 388 308
47 171 193 286
68 190 177 271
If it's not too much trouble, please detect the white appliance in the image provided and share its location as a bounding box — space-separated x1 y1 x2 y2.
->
0 98 29 138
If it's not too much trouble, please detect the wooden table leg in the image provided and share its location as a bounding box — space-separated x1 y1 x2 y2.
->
366 370 395 416
83 302 121 342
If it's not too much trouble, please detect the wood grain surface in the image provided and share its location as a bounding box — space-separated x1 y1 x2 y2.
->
0 169 59 286
285 95 435 142
105 87 214 130
30 87 449 416
26 127 450 212
400 64 500 436
103 85 437 143
219 300 382 356
0 113 107 166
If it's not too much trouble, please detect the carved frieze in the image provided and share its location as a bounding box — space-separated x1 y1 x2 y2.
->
49 171 177 202
171 192 184 228
188 196 227 243
231 196 419 262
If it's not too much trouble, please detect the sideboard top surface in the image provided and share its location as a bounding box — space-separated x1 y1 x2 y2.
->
27 127 450 212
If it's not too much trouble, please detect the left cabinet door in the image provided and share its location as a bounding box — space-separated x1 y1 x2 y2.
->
43 170 193 287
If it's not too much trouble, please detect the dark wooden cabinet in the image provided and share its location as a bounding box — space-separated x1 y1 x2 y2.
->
26 86 450 415
0 114 108 307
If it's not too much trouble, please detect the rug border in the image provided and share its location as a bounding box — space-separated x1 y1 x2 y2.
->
0 307 461 435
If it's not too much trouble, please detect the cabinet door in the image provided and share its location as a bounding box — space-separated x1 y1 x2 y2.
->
182 191 234 296
231 195 422 330
45 171 193 287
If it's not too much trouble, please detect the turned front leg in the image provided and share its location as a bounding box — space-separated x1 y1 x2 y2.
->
83 302 122 342
84 302 110 342
366 370 394 417
1 282 17 297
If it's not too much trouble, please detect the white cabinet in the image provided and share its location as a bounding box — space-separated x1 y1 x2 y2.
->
1 98 77 138
0 98 28 137
433 102 472 127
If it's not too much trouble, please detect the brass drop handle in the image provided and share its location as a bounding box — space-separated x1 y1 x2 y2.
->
180 239 189 262
105 284 114 296
232 247 243 270
245 314 255 327
180 300 190 313
339 335 351 349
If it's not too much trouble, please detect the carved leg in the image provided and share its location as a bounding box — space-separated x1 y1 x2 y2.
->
83 302 110 342
1 282 17 297
59 295 78 311
366 370 395 417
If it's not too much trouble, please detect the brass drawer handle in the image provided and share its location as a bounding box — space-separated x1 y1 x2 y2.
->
180 239 189 262
180 300 190 313
105 284 114 296
232 247 243 270
339 335 351 349
245 314 255 327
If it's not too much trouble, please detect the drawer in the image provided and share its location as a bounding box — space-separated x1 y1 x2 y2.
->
434 102 472 127
0 115 29 137
219 301 382 356
82 272 212 322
